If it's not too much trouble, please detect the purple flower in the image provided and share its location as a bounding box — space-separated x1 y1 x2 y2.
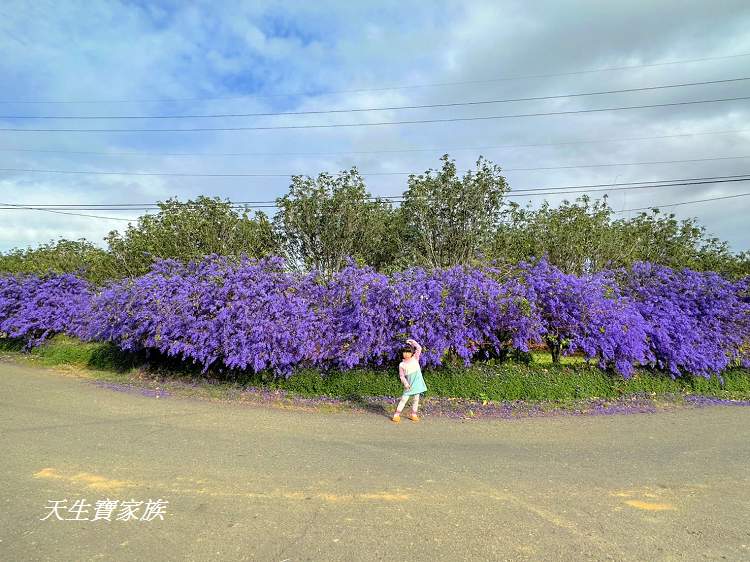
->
2 256 747 381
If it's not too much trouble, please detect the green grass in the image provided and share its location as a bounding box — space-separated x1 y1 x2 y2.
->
0 334 138 372
2 335 749 403
529 351 586 365
267 363 750 402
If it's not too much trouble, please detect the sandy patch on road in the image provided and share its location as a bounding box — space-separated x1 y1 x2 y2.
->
34 467 136 492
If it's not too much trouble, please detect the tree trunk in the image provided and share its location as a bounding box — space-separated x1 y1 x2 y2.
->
547 338 561 364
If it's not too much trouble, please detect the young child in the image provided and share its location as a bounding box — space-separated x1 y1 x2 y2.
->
392 338 428 423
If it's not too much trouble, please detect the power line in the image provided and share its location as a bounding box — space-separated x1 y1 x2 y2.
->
614 191 750 213
4 187 749 223
3 77 748 120
503 155 750 172
0 201 135 221
1 129 747 158
510 176 750 197
2 95 748 133
3 174 749 210
3 52 749 105
0 167 406 177
2 155 750 178
506 173 750 194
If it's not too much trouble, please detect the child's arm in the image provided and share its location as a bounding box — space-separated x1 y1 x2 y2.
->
406 339 422 362
399 363 411 390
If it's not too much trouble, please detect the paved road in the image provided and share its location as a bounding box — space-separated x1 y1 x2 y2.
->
1 362 749 561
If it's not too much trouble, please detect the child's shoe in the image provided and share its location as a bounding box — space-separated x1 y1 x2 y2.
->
407 413 420 422
391 413 401 423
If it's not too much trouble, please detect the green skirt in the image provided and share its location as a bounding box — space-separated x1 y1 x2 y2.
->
403 369 427 396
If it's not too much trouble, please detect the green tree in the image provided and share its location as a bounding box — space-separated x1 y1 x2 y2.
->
104 196 278 278
491 195 622 275
400 154 508 268
491 197 750 277
0 238 112 284
718 250 750 279
612 208 739 273
274 168 399 275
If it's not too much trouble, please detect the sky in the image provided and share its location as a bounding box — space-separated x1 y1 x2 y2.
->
1 0 749 252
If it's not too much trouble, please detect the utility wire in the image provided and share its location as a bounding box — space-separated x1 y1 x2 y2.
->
509 176 750 197
614 191 750 213
2 95 748 132
505 173 750 194
1 129 747 158
2 52 749 104
3 77 748 120
0 201 135 221
4 188 750 221
2 155 749 178
502 155 750 172
3 174 750 210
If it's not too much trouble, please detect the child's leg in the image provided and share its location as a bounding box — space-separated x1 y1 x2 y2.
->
395 394 409 414
411 394 420 414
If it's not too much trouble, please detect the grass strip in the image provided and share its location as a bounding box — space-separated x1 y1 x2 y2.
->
2 335 749 403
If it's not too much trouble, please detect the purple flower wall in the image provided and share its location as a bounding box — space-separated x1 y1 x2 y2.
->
0 272 91 348
1 256 748 379
521 259 650 377
621 262 750 377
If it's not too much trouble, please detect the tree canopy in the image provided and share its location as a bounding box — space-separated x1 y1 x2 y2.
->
2 155 748 283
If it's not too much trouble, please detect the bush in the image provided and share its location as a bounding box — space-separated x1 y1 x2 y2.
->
1 256 748 380
0 273 91 347
621 262 750 377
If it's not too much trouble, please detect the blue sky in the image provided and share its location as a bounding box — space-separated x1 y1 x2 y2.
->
1 0 749 252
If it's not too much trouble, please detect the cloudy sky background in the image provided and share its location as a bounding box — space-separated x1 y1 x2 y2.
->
1 0 749 252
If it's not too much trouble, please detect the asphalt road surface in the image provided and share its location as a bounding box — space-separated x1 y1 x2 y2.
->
1 362 749 561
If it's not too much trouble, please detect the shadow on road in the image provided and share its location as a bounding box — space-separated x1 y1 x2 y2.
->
345 394 392 418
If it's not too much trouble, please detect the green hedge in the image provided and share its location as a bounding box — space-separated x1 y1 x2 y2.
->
268 363 750 401
2 335 749 401
0 335 137 372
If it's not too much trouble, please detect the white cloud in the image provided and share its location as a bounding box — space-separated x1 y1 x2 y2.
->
1 0 749 252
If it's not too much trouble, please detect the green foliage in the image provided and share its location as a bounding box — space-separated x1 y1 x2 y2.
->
1 156 748 281
6 335 749 402
719 250 750 279
0 334 137 371
275 364 750 401
492 195 624 275
104 196 278 278
612 209 740 274
400 154 508 268
492 196 750 278
266 368 401 397
273 168 400 276
0 238 113 285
